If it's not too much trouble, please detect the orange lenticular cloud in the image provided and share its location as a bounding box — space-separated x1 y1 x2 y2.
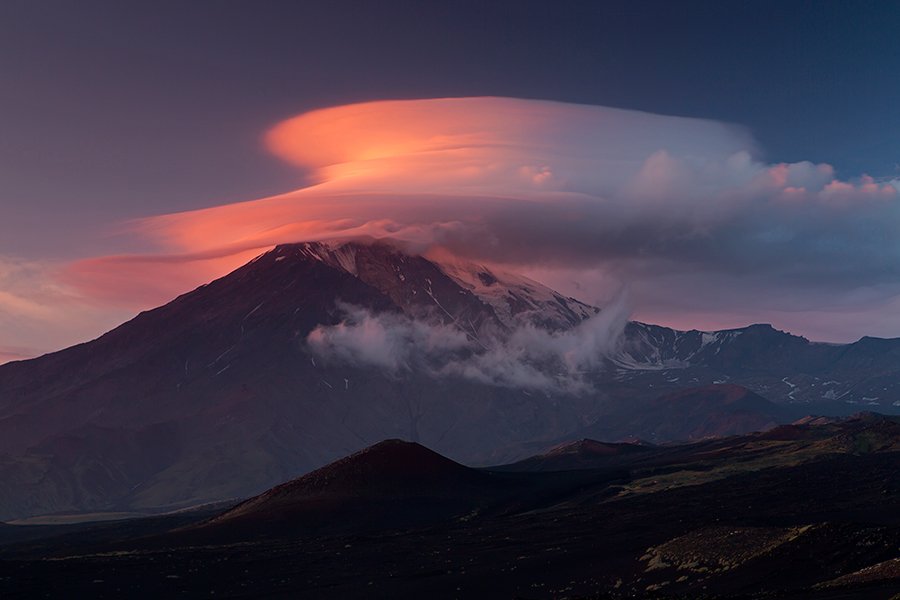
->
59 97 900 341
262 97 753 193
125 97 757 260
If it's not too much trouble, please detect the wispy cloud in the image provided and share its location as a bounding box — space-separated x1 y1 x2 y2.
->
0 256 132 362
307 296 631 394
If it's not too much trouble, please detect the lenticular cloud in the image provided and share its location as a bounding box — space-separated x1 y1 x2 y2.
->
131 97 761 260
64 97 900 342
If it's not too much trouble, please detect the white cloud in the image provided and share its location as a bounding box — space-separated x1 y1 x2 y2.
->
307 303 471 372
306 295 631 394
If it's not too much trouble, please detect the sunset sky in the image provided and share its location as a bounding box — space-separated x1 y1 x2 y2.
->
2 0 900 361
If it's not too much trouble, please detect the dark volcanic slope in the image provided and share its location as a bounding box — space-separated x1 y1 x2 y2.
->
639 383 785 439
0 416 897 600
0 243 403 518
577 383 789 444
503 438 655 472
197 439 506 536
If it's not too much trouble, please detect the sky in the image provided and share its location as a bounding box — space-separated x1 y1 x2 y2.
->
1 0 900 360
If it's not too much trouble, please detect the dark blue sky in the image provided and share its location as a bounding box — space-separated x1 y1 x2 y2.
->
1 0 899 258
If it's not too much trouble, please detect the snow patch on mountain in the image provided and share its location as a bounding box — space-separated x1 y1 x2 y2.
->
270 240 601 334
436 258 597 330
614 324 746 370
290 241 361 275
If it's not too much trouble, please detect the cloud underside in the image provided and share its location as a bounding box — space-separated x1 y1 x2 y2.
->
7 96 900 356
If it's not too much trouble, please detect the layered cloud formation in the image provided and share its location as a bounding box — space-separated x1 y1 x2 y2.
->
4 97 900 360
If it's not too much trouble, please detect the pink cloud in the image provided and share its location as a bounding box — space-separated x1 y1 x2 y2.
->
62 247 268 306
0 346 41 365
9 97 900 348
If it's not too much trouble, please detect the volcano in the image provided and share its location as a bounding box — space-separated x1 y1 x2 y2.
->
1 238 900 520
0 239 607 519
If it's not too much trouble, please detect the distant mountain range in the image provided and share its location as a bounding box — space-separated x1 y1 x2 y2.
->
0 238 899 520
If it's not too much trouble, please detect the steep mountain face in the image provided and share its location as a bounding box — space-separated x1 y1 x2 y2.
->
0 240 606 519
1 238 899 520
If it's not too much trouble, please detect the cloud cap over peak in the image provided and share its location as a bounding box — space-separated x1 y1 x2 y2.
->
35 97 900 346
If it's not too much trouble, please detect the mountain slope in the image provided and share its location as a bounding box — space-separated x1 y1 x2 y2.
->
1 238 900 520
0 240 607 519
586 383 787 443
